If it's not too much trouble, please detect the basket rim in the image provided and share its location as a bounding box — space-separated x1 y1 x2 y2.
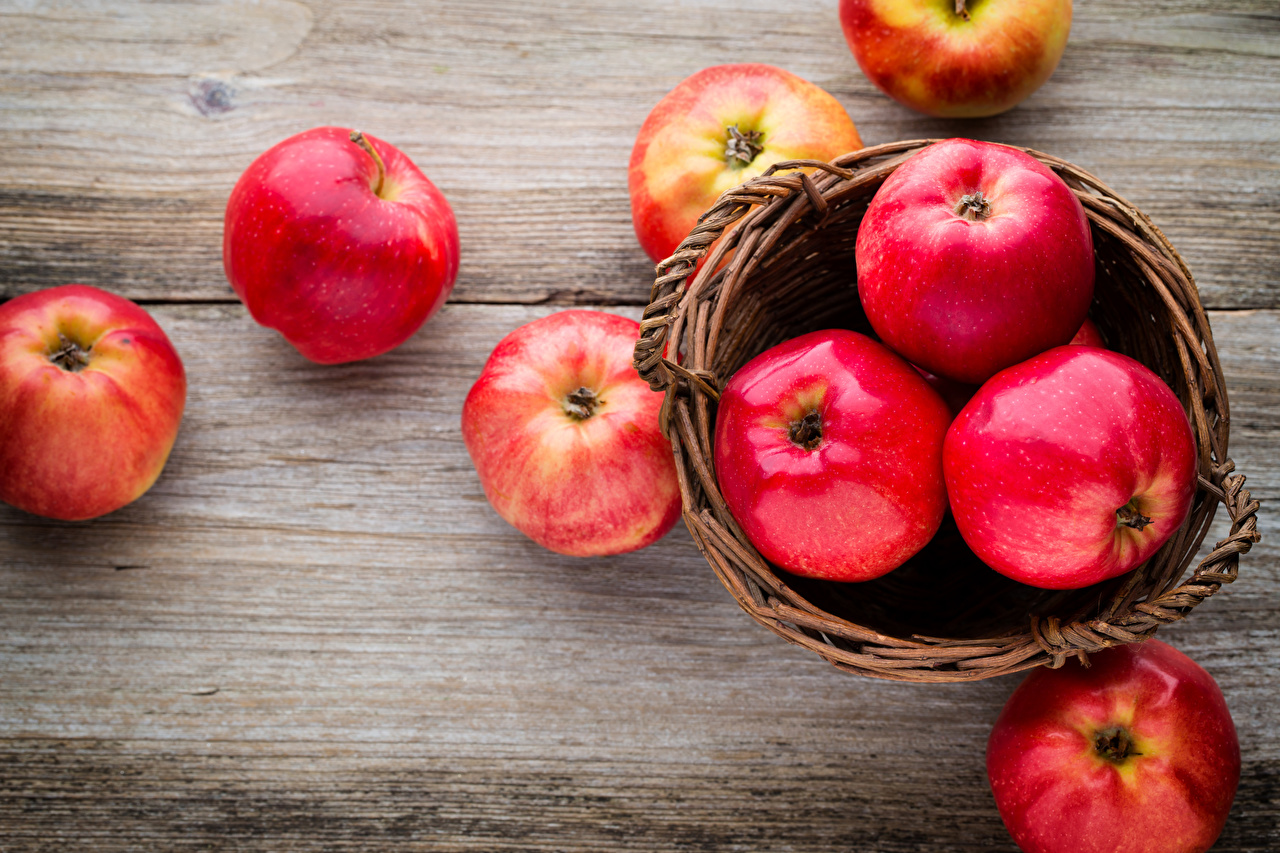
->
632 138 1263 683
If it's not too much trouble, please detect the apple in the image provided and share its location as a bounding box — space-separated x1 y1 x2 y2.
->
0 285 186 521
944 345 1197 590
629 63 863 265
713 329 952 582
913 364 977 417
1071 316 1106 347
857 138 1094 385
839 0 1073 118
223 126 460 364
988 639 1240 853
462 310 681 557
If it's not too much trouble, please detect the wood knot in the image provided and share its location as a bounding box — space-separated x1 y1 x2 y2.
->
191 79 235 117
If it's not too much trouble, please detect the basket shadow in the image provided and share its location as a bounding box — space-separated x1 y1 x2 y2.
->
776 514 1122 641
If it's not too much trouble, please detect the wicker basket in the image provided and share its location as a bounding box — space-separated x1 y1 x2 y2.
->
632 139 1262 683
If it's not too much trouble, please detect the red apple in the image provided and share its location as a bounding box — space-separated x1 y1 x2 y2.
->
988 639 1240 853
713 329 952 582
629 63 863 265
224 126 460 364
839 0 1073 118
857 138 1094 385
1071 316 1106 347
0 285 186 521
944 346 1197 590
913 364 977 417
462 310 680 557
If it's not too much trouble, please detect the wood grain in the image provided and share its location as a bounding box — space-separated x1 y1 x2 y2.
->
0 303 1275 850
0 0 1276 308
1 0 1277 848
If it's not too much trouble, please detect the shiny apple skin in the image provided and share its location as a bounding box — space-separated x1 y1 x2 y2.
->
839 0 1073 118
857 138 1094 384
988 640 1240 853
462 311 681 557
714 329 951 582
629 63 863 264
0 285 186 521
944 346 1197 590
224 126 460 364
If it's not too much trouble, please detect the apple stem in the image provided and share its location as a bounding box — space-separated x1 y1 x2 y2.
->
349 130 386 197
725 125 765 168
1116 501 1153 531
788 411 823 451
954 0 971 21
49 333 92 372
564 387 601 420
1094 727 1141 763
954 192 991 221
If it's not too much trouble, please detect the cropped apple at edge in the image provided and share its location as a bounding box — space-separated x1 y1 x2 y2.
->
223 126 460 365
0 284 187 521
988 639 1239 853
839 0 1073 118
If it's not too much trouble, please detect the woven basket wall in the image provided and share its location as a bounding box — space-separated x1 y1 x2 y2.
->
632 139 1262 683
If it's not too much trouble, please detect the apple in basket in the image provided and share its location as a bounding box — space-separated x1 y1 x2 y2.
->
224 126 460 364
713 329 952 582
910 314 1103 419
857 138 1094 385
944 346 1198 590
1071 316 1106 347
629 63 863 265
988 639 1239 853
0 285 186 520
462 310 681 557
838 0 1073 118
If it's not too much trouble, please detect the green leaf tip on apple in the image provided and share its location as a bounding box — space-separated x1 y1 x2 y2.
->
1116 500 1154 531
563 386 602 420
954 191 992 221
1093 727 1142 764
724 124 765 168
349 129 386 198
48 332 92 372
788 410 823 451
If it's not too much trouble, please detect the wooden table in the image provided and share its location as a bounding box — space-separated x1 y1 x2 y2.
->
1 1 1276 849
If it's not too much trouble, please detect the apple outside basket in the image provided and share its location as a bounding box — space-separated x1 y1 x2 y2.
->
632 139 1263 683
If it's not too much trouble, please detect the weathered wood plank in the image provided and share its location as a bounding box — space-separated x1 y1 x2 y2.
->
0 0 1276 308
1 0 1277 846
0 303 1274 849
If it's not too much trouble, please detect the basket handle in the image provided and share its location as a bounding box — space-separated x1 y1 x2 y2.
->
631 140 936 406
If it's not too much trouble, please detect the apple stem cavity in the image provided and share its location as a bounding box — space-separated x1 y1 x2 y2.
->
349 130 386 198
1094 727 1141 764
954 191 992 221
49 333 92 372
954 0 971 21
725 125 765 168
564 386 602 420
1116 500 1154 531
788 411 823 451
